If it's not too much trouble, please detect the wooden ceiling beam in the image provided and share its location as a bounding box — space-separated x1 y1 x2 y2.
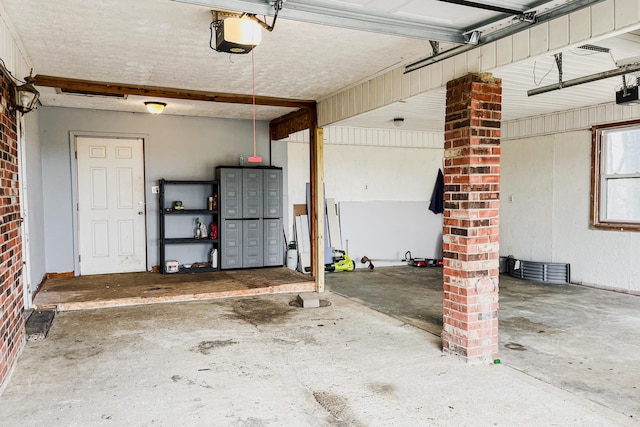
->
269 107 317 141
33 75 316 110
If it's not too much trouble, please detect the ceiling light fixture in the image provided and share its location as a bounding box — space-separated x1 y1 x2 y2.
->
12 70 40 114
144 101 166 114
393 117 405 127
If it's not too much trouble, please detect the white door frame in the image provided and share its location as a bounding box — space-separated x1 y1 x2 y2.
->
17 114 33 308
69 131 150 276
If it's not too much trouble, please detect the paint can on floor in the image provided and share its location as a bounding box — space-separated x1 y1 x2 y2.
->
165 260 179 273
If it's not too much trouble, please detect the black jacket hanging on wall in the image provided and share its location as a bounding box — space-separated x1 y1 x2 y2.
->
429 168 444 214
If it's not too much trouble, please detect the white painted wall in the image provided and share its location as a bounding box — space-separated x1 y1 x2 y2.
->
38 106 271 273
501 130 640 293
282 128 444 265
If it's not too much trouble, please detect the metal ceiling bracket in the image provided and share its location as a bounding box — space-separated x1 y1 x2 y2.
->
429 40 440 56
555 53 563 89
463 31 481 45
517 12 537 23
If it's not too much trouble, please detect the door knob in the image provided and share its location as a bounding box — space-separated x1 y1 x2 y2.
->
138 212 144 215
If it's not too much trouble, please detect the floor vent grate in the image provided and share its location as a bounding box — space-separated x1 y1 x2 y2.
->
507 257 570 284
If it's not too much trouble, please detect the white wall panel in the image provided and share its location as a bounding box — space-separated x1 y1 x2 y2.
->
392 68 402 103
375 75 385 108
500 136 555 260
441 57 455 83
502 102 640 140
340 201 443 266
529 23 549 56
402 69 412 99
281 127 444 245
480 43 497 71
591 0 615 36
466 49 481 73
512 31 530 62
615 0 640 29
354 85 363 116
429 61 443 89
501 129 640 293
551 131 638 293
569 8 592 44
410 70 420 96
418 65 430 94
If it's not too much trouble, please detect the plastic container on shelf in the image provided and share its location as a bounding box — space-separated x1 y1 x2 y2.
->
211 248 218 269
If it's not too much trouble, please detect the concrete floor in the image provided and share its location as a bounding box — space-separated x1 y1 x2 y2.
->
327 267 640 422
0 267 638 425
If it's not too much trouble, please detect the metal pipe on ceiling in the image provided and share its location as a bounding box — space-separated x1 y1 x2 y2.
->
436 0 522 15
527 63 640 96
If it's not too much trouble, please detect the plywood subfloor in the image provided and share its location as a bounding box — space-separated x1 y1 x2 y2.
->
34 267 315 311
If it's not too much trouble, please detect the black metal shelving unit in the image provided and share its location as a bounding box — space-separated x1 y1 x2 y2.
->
159 179 219 274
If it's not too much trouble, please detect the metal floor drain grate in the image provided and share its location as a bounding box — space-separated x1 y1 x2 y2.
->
25 309 56 341
508 257 570 284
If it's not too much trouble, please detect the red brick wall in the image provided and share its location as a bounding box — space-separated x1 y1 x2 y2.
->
0 72 25 386
442 73 501 363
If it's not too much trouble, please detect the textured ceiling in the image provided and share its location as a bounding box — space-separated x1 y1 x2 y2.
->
1 0 639 129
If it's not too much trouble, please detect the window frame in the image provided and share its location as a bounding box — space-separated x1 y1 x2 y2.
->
591 119 640 232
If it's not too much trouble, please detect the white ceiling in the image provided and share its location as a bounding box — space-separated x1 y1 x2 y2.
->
2 0 639 130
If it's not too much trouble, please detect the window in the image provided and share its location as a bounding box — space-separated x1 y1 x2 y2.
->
591 120 640 231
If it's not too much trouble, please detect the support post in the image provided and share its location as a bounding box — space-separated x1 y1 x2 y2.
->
311 128 325 292
442 73 502 363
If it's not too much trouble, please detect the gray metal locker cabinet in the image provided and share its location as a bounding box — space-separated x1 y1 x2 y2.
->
220 168 242 219
242 219 263 267
263 218 282 266
242 169 263 218
263 169 282 218
221 220 242 269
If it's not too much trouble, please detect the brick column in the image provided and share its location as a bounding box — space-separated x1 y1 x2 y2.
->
442 73 501 363
0 72 25 386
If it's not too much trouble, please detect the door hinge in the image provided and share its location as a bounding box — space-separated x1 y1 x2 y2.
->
78 255 81 262
75 151 78 159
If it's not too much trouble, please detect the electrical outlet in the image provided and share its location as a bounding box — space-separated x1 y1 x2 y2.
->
151 185 159 194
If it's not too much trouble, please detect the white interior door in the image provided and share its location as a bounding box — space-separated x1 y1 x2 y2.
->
77 137 146 275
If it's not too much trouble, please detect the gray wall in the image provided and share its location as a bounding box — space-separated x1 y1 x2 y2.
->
501 130 640 293
38 106 272 273
24 109 47 292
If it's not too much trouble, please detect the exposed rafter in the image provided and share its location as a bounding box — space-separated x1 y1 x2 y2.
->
33 75 316 110
270 107 316 141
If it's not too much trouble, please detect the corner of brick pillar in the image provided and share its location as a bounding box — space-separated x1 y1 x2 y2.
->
441 72 502 364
